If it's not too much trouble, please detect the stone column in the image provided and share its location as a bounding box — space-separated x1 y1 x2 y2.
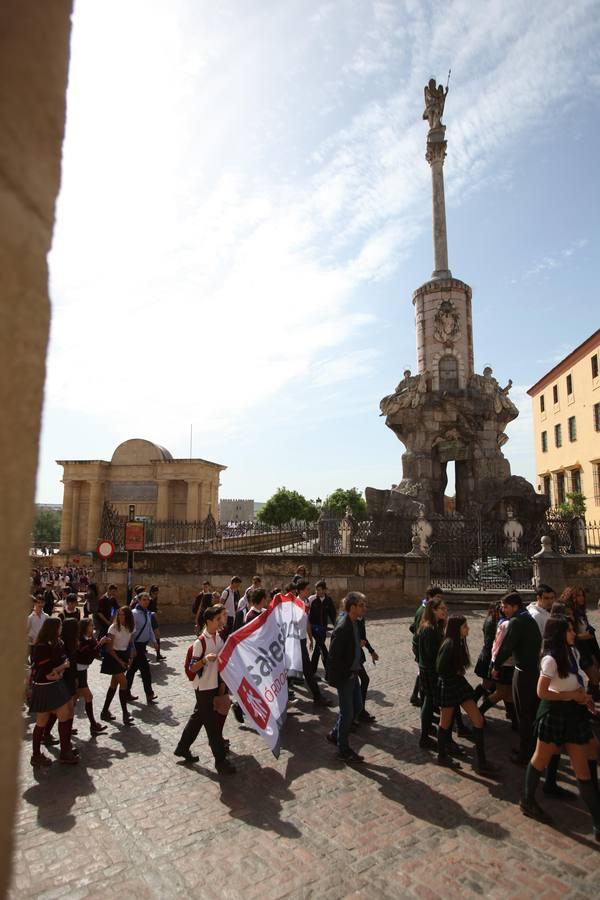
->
86 480 104 551
70 481 81 550
186 480 200 522
425 128 451 280
0 2 73 893
156 481 169 520
60 480 74 550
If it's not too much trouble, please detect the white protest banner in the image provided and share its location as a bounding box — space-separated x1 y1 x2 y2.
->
217 592 306 757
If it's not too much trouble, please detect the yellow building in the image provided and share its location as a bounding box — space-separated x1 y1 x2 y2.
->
57 438 226 552
527 330 600 520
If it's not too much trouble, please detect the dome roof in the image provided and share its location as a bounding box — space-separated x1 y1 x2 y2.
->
110 439 173 465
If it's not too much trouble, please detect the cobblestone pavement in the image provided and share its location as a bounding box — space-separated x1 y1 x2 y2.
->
12 607 600 899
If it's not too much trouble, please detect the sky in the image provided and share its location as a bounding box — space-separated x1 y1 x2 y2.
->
39 0 600 505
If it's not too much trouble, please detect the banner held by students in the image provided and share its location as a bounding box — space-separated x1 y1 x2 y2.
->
218 593 305 757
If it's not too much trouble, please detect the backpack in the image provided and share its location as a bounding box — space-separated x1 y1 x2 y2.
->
184 635 206 682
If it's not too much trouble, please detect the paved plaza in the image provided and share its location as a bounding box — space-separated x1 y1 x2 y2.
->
12 606 600 899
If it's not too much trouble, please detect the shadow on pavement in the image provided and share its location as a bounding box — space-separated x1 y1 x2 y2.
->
218 756 301 838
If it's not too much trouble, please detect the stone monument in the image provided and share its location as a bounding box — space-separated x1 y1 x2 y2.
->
368 78 546 528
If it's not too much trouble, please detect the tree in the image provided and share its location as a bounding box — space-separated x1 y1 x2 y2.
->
322 488 368 520
32 507 62 543
558 491 586 520
257 488 319 526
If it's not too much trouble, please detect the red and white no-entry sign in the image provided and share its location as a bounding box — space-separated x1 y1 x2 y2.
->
96 539 115 560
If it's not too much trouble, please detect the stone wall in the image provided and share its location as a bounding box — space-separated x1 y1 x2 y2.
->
100 552 430 623
534 553 600 598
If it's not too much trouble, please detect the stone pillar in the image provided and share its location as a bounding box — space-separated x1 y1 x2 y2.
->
156 481 169 520
60 480 74 550
70 481 81 550
532 535 565 593
0 2 73 893
426 127 451 280
211 480 219 519
86 480 103 551
186 480 200 522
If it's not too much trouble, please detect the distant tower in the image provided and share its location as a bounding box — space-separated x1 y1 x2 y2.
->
372 78 545 525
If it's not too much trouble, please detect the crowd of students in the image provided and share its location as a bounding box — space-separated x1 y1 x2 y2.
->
412 583 600 842
25 566 600 841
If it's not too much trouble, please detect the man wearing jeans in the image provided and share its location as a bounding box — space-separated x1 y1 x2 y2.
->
325 592 366 764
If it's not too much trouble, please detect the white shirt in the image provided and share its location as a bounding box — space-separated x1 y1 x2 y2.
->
107 623 133 652
540 650 587 693
221 587 237 619
27 610 48 644
193 630 223 691
526 602 550 637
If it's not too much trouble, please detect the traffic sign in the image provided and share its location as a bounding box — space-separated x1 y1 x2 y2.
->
96 539 115 560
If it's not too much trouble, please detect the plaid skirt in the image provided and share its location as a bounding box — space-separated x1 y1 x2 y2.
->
100 649 129 675
29 678 71 713
437 674 474 709
535 701 593 746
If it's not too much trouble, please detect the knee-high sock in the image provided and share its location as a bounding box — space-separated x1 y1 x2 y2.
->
155 638 161 657
85 701 97 725
102 686 116 713
472 726 486 765
44 713 57 738
32 725 44 756
119 690 130 718
545 753 560 789
523 762 543 803
577 779 600 829
409 675 420 703
437 727 450 760
58 721 71 756
589 760 598 792
479 697 496 714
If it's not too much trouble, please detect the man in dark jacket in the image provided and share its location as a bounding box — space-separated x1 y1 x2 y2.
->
308 580 337 673
493 591 542 765
325 592 367 763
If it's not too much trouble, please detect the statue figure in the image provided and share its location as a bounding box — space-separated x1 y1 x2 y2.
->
423 78 448 130
433 299 460 344
411 370 429 408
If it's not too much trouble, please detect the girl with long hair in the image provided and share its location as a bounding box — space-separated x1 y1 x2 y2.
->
100 606 135 725
561 586 600 700
76 618 108 735
436 615 494 774
29 618 79 766
417 597 447 749
521 616 599 840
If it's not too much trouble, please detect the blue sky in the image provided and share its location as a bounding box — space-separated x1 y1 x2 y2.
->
39 0 600 504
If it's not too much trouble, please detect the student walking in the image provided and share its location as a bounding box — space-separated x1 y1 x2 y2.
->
100 607 135 725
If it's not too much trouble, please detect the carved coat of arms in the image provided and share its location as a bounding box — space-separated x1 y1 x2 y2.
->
433 299 460 344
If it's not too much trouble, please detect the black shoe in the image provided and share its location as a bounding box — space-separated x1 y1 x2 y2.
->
447 740 467 757
216 760 237 775
42 735 60 746
326 732 338 746
359 710 376 723
232 704 244 724
543 783 571 799
473 759 499 776
520 799 552 824
100 710 116 722
125 693 138 702
419 736 436 749
313 697 333 707
122 715 134 726
174 747 199 763
156 654 167 661
436 755 461 769
410 698 423 708
146 695 158 705
337 749 364 764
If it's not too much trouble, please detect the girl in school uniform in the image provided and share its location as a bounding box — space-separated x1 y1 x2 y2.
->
436 615 495 775
100 606 135 725
29 618 79 766
521 615 600 839
417 597 447 749
76 618 108 735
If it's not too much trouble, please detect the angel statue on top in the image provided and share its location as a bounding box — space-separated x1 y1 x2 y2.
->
423 77 448 130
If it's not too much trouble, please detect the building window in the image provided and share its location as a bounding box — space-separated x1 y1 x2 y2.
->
594 402 600 432
540 394 545 413
439 355 459 391
566 374 573 395
543 475 551 503
553 385 558 404
568 416 577 442
541 431 548 452
592 354 599 379
554 424 562 448
594 464 600 505
556 472 566 505
571 469 581 494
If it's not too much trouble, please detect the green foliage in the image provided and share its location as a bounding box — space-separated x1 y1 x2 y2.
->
558 491 586 520
258 488 319 526
32 507 62 543
322 487 368 520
